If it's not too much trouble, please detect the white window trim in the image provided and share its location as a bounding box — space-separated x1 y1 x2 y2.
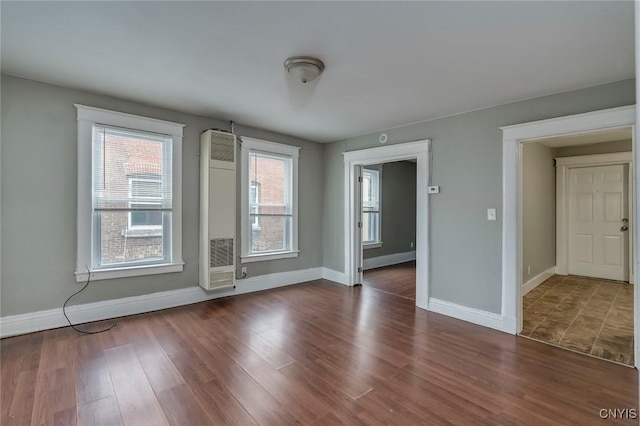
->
362 166 383 246
240 137 300 263
74 104 185 282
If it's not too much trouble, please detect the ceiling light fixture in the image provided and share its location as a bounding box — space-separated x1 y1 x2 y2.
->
284 56 325 83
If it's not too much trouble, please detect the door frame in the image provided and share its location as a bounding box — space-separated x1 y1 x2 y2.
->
343 140 430 309
500 105 639 369
556 152 634 283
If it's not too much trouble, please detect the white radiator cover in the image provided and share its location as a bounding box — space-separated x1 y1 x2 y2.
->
199 130 237 291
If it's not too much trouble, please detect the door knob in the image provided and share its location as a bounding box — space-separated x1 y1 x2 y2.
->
622 218 629 223
621 225 629 231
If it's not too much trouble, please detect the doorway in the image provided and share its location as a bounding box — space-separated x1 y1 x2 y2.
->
343 140 430 309
501 105 639 368
359 161 417 300
519 137 634 365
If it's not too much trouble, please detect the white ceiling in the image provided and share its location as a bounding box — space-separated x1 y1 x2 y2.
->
538 127 632 148
1 1 634 142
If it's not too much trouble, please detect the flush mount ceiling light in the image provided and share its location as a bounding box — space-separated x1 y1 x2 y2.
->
284 56 325 83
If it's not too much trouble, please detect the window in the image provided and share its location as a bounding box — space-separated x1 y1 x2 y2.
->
128 176 163 232
75 105 184 281
250 181 261 230
362 168 382 247
241 137 299 262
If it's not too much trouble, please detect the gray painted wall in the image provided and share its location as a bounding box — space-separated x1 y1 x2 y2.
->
522 143 556 284
1 75 323 316
363 161 416 259
555 139 632 157
322 79 635 314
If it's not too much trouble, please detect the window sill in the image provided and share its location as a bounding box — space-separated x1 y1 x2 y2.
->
241 251 299 264
75 262 184 282
363 242 383 250
122 228 163 238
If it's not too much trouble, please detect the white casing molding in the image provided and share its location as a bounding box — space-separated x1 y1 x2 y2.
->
322 268 350 286
363 251 416 270
0 267 322 338
427 298 507 333
74 105 185 282
523 267 556 295
240 137 300 263
343 140 430 309
501 105 638 370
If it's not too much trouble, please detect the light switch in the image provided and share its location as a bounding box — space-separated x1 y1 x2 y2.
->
487 208 497 221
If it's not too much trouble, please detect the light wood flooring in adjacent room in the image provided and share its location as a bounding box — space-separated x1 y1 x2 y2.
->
522 274 634 366
362 261 416 300
2 278 638 425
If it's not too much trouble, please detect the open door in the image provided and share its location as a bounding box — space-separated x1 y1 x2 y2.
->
355 165 364 284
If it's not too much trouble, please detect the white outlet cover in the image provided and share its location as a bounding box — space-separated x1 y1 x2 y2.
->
487 208 497 221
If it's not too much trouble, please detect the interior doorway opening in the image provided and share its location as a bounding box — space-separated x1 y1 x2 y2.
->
520 131 634 366
343 140 430 309
359 161 417 300
501 105 639 369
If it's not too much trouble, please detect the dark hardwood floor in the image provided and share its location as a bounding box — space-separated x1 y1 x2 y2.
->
1 278 638 425
362 261 416 300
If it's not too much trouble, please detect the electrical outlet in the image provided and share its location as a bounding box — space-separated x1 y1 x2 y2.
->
410 242 414 248
527 266 531 276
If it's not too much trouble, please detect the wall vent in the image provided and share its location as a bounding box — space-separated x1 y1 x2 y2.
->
209 132 235 162
208 271 235 291
209 238 234 268
200 130 237 291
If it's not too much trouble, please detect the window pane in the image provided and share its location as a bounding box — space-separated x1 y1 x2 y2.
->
132 180 161 198
131 208 163 227
249 152 290 211
248 150 293 255
362 169 379 208
250 182 259 203
362 168 381 244
98 211 165 266
363 212 379 243
250 216 291 253
93 125 172 209
92 125 172 268
363 176 371 203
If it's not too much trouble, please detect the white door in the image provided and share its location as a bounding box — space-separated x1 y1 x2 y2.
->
355 165 364 284
568 164 629 281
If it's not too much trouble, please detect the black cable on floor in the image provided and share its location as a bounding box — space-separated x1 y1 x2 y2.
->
63 267 119 334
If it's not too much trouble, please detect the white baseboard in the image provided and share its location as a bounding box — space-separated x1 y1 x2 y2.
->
0 267 323 338
523 267 555 295
427 297 507 333
322 267 350 286
363 250 416 271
